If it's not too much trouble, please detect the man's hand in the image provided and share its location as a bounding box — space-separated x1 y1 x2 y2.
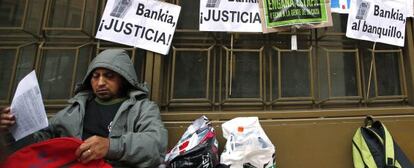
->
75 135 110 164
0 107 15 131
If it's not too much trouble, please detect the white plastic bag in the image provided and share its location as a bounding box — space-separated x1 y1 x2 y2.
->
220 117 276 168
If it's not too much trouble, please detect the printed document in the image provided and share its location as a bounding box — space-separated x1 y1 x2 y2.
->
10 70 48 141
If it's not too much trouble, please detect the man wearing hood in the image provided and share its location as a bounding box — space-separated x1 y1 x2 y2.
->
0 49 168 167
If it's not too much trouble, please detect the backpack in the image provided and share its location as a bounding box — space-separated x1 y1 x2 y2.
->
352 116 413 168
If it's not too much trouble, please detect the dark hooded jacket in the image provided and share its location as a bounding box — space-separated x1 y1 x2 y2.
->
32 49 168 167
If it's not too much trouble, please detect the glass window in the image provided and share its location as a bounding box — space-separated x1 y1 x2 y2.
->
0 49 16 100
0 0 45 36
47 0 82 28
362 50 405 99
317 48 361 103
39 50 75 99
0 0 25 27
329 52 358 97
23 0 46 36
375 52 402 96
44 0 98 37
171 50 209 99
271 49 312 99
227 51 262 99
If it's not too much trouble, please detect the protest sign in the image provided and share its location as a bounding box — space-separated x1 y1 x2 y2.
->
258 0 332 33
331 0 350 13
260 0 329 27
96 0 181 55
346 0 407 47
199 0 262 32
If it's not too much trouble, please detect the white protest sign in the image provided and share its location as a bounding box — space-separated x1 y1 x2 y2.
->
346 0 407 47
96 0 181 55
199 0 262 32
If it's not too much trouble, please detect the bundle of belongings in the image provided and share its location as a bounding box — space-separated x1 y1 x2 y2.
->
0 137 112 168
220 117 276 168
165 116 219 168
352 116 413 168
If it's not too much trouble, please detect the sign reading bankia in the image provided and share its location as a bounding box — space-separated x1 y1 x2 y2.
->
96 0 181 55
346 0 407 47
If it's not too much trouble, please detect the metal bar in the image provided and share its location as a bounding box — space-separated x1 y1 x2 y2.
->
43 27 83 31
20 0 30 29
278 49 282 99
398 50 408 98
169 47 176 101
327 49 332 98
309 47 315 103
212 45 216 110
169 98 211 102
367 49 402 52
276 97 314 101
42 0 51 29
168 102 218 107
218 45 223 110
79 0 86 31
260 47 264 103
269 46 274 110
165 46 172 110
152 53 163 103
372 50 379 98
206 46 213 101
224 46 229 100
34 42 45 78
356 49 363 100
366 43 376 100
229 34 233 96
372 95 407 99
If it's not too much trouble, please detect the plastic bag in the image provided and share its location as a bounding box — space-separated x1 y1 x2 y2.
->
220 117 276 168
165 116 219 168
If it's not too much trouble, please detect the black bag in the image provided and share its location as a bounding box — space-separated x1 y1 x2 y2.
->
169 138 219 168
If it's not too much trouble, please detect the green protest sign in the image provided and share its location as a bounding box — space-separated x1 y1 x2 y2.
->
261 0 329 27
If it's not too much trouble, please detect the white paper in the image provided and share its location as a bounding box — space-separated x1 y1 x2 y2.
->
346 0 407 47
96 0 181 55
10 70 48 141
291 35 297 50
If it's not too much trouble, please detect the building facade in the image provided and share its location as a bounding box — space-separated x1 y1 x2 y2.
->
0 0 413 167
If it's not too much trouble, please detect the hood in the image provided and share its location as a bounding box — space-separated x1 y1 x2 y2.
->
75 49 148 94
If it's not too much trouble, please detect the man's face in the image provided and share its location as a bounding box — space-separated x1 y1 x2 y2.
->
90 68 123 101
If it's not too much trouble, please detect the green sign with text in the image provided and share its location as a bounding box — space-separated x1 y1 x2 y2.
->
262 0 328 27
